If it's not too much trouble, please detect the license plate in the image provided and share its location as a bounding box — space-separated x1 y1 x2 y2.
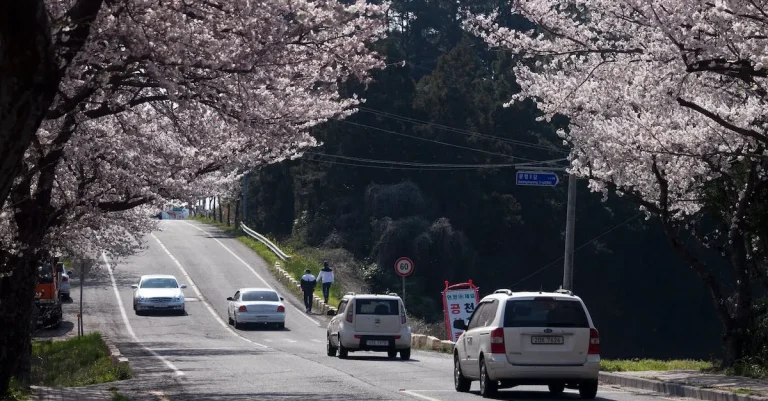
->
531 336 564 344
367 340 388 346
152 304 167 308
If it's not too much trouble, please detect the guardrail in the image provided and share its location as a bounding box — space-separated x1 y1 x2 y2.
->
240 223 291 261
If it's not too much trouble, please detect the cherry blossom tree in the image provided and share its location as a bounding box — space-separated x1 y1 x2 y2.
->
464 1 768 364
0 0 388 392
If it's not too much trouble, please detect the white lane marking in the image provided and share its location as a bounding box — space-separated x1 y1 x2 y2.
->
181 221 322 327
150 233 268 349
101 252 185 377
285 339 298 343
312 339 322 343
400 390 443 401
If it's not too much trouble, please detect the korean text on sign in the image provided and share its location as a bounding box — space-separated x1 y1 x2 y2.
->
444 289 478 342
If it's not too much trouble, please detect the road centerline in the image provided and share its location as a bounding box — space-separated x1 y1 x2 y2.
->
150 233 269 349
181 221 322 327
101 252 185 377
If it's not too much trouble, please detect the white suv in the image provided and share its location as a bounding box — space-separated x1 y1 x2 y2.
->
326 293 412 360
452 289 600 399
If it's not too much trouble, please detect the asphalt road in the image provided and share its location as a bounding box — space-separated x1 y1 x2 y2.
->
66 220 688 401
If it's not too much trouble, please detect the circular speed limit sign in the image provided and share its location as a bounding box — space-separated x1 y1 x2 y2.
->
394 257 414 277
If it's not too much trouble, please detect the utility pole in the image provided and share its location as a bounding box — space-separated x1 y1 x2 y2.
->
514 162 577 291
562 174 577 290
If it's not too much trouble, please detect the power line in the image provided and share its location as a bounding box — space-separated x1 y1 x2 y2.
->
305 152 520 168
303 155 507 171
358 107 569 154
510 212 645 289
333 118 539 162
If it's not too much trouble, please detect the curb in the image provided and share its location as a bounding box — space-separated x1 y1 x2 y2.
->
101 333 129 367
599 372 768 401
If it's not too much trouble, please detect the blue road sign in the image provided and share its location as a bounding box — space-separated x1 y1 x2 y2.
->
516 171 560 187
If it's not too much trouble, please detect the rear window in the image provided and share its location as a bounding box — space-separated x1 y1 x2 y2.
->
242 291 279 302
504 299 589 328
355 299 399 315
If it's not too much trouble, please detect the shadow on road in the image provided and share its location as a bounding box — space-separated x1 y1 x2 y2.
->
33 320 75 339
172 392 387 400
466 390 610 400
234 324 290 332
337 354 420 363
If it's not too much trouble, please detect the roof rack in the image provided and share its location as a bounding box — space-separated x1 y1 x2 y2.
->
345 292 356 296
494 289 513 295
387 292 398 297
555 288 574 296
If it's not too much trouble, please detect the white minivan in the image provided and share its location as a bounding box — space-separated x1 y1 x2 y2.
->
452 289 600 398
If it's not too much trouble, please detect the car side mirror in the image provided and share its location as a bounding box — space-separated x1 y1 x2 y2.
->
280 297 284 301
327 310 336 316
180 284 187 289
452 319 467 331
131 284 138 289
226 297 233 301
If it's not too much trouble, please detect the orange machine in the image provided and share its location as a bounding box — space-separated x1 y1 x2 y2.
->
34 256 63 328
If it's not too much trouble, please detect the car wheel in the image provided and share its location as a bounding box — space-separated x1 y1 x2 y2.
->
338 343 348 359
233 315 241 329
387 351 398 359
179 305 185 316
579 380 598 399
277 322 285 330
399 348 411 361
479 357 498 398
454 354 471 392
133 302 136 311
228 312 234 325
327 335 337 357
548 383 565 395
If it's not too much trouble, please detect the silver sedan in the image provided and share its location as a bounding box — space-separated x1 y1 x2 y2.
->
227 288 286 329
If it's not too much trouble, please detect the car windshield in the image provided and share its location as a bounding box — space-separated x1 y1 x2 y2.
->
140 278 178 288
503 298 589 328
241 291 279 302
37 263 53 284
355 299 399 315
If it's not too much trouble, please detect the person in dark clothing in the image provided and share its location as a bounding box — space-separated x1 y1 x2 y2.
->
300 269 317 313
317 260 334 304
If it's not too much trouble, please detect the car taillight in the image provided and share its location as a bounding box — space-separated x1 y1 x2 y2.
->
277 305 285 312
345 305 354 323
401 305 407 324
490 327 506 354
238 305 247 312
588 328 600 354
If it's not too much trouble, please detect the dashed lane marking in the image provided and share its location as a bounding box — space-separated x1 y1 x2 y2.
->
181 221 322 327
102 252 185 377
151 234 268 349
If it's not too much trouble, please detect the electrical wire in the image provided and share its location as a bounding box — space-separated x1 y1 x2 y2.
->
358 107 569 154
510 212 645 289
303 155 514 171
333 118 539 162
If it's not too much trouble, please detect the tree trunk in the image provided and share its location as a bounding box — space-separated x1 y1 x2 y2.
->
0 254 38 395
212 197 216 221
234 198 241 229
218 196 223 223
227 202 231 226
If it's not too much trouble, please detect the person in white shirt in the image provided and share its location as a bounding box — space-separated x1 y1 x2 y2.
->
300 269 317 313
317 260 334 304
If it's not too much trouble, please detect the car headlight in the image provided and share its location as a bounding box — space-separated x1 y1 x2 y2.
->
137 295 145 301
173 296 182 302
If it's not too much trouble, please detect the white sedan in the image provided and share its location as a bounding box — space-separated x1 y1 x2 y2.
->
132 274 187 315
227 287 286 329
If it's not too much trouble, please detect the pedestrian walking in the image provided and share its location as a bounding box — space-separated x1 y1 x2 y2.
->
317 260 334 304
300 269 317 313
